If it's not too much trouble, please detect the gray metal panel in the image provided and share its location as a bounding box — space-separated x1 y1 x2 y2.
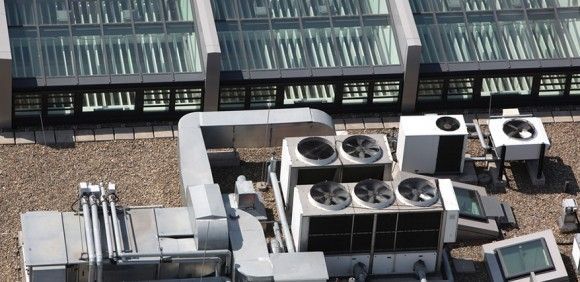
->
125 208 161 260
155 207 194 237
62 212 87 265
373 65 404 75
143 74 174 83
540 59 572 68
342 67 373 76
271 252 329 281
110 75 143 84
0 0 11 129
187 184 227 219
509 60 541 69
193 0 220 111
481 196 504 218
479 61 509 71
249 69 282 79
280 69 312 78
31 266 67 282
312 68 342 77
201 126 235 149
45 77 78 86
21 212 68 266
174 72 205 82
158 238 197 255
447 62 479 72
78 76 111 85
186 184 229 250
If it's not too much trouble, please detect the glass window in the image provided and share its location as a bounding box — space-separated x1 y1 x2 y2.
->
496 239 554 279
431 0 464 12
364 18 400 65
5 0 36 26
342 82 368 104
175 88 203 111
220 87 246 110
570 74 580 95
250 86 277 108
330 0 360 16
13 93 42 117
135 25 171 73
438 15 475 62
416 16 446 63
481 76 533 96
284 84 335 104
361 0 389 14
70 0 100 24
464 0 492 11
526 0 559 8
133 0 163 22
539 74 567 96
273 22 307 69
47 93 74 116
334 25 371 66
410 0 433 13
554 0 580 7
167 24 202 72
448 78 474 100
101 0 133 23
165 0 194 21
529 15 570 59
454 188 485 219
558 15 580 58
498 15 537 60
10 29 42 78
372 80 400 104
143 89 171 112
211 0 238 20
241 22 277 70
82 91 136 112
218 23 246 71
303 22 337 67
73 27 106 76
468 14 506 61
496 0 525 9
270 0 300 18
239 0 270 18
40 29 75 77
37 0 70 25
418 79 444 101
301 0 331 17
104 31 139 75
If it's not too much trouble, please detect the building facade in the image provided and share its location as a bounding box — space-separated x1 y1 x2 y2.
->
0 0 579 128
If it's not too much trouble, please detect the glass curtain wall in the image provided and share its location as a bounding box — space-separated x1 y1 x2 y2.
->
7 0 202 79
211 0 400 72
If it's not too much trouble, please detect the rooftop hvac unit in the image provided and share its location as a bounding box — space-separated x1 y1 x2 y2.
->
336 134 393 183
488 117 550 161
291 175 458 277
397 115 468 175
280 136 341 210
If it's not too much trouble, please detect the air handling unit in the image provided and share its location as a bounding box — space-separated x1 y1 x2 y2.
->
336 134 393 183
397 115 468 175
290 173 458 278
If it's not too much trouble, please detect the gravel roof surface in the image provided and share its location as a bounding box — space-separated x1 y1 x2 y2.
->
0 122 578 281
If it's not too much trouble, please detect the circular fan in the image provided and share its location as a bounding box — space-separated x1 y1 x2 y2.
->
339 135 383 163
353 179 395 209
436 116 461 131
396 178 439 207
502 119 536 140
308 181 351 211
296 137 337 165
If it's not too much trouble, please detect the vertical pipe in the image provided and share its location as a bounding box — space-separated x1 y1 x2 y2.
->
272 222 285 252
81 196 95 282
90 195 103 282
269 172 295 253
109 194 124 257
537 143 546 179
99 185 114 259
498 145 506 181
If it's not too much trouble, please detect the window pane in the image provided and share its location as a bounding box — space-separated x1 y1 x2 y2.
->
37 0 70 25
133 0 163 22
464 0 492 11
250 86 277 108
438 15 475 62
143 89 171 112
175 88 203 111
497 239 554 279
82 91 136 112
284 84 335 104
539 74 567 96
481 76 533 96
101 0 133 23
559 16 580 58
104 34 139 75
364 18 400 65
73 31 106 76
273 25 307 68
71 0 100 24
468 16 506 61
270 0 300 18
242 22 277 70
5 0 36 26
570 74 580 95
301 0 331 17
343 82 368 104
496 0 525 9
361 0 389 14
220 87 246 110
10 29 42 78
431 0 464 12
239 0 270 18
334 25 371 66
47 93 74 116
303 23 337 67
416 16 445 63
165 0 194 21
218 23 246 71
373 81 400 104
14 93 42 117
167 27 202 72
448 78 474 101
499 18 537 60
418 79 444 101
529 16 570 59
41 30 75 77
211 0 237 20
135 26 171 73
454 188 484 219
330 0 360 16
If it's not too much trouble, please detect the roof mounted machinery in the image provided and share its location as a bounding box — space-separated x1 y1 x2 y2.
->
397 115 468 175
280 134 393 211
291 172 459 278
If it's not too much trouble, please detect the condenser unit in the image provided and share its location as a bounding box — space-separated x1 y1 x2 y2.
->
488 117 550 161
336 134 393 183
280 136 341 210
397 115 468 175
291 176 458 278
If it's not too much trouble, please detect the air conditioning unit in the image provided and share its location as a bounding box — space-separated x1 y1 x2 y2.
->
397 115 468 175
336 134 393 183
280 136 341 210
488 117 550 161
291 175 458 278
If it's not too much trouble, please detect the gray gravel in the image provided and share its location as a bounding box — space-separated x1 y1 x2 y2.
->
1 122 578 281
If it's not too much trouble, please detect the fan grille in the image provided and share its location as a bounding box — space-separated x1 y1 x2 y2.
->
297 137 337 165
353 179 395 209
396 178 439 207
436 116 461 131
308 181 351 210
340 135 383 163
502 119 536 140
